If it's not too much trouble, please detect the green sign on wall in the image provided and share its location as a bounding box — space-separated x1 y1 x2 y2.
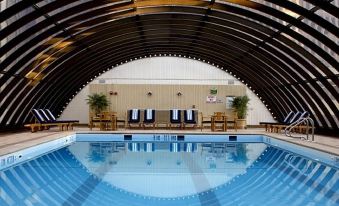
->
210 88 217 95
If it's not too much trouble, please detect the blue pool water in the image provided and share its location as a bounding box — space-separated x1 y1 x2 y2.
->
0 140 338 206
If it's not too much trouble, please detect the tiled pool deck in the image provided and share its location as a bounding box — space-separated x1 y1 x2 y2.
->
0 127 338 156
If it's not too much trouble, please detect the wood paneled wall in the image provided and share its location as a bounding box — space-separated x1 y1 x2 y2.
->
89 84 246 119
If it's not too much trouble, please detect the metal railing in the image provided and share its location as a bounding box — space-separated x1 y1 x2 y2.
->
285 117 315 141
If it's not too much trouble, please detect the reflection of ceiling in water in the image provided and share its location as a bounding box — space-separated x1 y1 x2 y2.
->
69 142 267 197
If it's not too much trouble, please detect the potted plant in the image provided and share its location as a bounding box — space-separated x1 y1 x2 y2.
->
232 95 250 129
86 93 110 116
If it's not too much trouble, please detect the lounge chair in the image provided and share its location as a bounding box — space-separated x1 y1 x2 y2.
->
169 109 182 129
143 109 156 129
128 109 141 128
183 109 197 129
260 111 294 132
272 111 309 133
25 109 76 132
44 109 79 126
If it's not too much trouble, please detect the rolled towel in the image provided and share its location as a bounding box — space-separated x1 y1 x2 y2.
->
186 110 193 120
146 109 153 120
172 109 179 120
132 109 138 120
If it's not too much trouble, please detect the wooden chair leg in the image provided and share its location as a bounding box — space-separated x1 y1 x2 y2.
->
276 126 280 133
31 125 36 132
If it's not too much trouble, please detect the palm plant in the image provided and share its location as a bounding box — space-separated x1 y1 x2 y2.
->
86 93 109 115
232 95 250 119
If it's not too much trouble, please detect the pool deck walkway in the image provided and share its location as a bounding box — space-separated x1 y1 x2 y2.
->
0 127 338 156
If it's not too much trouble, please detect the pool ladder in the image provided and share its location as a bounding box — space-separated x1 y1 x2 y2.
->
285 117 315 141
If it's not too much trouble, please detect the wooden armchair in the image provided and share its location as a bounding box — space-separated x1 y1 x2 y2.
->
224 111 237 131
200 112 212 131
89 111 116 130
212 112 227 131
89 112 99 130
102 111 117 130
115 112 126 129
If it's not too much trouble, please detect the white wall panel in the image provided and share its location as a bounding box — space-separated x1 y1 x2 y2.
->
61 57 274 125
60 85 89 124
247 90 275 125
92 57 238 85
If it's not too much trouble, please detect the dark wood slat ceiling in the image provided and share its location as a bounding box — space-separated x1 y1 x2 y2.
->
0 0 338 131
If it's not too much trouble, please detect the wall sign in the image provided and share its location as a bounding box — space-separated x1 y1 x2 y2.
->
210 88 217 95
206 95 217 103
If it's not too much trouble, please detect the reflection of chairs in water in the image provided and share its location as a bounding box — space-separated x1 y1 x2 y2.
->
212 143 227 158
225 144 236 162
201 143 226 157
115 142 126 151
201 143 212 154
201 143 237 160
90 142 126 154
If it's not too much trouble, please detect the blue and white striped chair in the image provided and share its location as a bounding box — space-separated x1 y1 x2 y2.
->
25 109 78 132
143 109 156 129
183 109 197 129
128 109 141 128
169 109 182 129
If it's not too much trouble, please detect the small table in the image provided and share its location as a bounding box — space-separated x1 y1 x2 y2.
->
211 115 227 131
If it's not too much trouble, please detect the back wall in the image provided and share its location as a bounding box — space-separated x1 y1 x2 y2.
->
60 57 275 124
89 84 246 120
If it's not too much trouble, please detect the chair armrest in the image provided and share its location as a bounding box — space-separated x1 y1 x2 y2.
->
201 116 211 121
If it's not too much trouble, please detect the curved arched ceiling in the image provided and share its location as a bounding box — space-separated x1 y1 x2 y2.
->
0 0 338 132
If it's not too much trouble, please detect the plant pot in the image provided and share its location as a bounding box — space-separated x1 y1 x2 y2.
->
236 119 247 129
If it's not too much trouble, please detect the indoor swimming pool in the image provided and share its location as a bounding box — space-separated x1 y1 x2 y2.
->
0 134 338 206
